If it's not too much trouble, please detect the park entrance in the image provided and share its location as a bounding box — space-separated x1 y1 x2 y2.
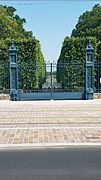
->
9 42 94 100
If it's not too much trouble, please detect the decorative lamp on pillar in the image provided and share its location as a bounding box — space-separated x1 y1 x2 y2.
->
9 42 18 101
85 41 94 100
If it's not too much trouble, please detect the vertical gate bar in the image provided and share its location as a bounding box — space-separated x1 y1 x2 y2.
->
98 60 100 92
51 63 52 99
99 62 101 92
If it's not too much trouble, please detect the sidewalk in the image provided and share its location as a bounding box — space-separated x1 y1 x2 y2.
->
0 99 101 148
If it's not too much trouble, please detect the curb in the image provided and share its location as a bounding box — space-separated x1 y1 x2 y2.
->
0 143 101 149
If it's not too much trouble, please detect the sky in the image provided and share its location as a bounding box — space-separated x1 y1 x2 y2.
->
1 0 101 63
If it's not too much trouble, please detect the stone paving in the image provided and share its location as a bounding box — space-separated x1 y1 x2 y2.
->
0 99 101 147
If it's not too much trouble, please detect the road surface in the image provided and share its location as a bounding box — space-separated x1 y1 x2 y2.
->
0 147 101 180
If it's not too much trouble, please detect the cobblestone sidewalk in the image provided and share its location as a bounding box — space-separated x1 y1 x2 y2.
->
0 99 101 147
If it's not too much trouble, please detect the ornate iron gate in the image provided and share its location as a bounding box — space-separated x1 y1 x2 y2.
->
9 41 94 100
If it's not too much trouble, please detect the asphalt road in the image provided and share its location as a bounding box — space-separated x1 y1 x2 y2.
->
0 147 101 180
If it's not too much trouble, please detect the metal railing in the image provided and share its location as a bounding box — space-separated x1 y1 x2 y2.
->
0 61 101 94
94 61 101 93
0 62 10 93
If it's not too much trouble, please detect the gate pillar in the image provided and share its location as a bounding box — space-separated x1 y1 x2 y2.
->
9 42 18 101
85 41 94 100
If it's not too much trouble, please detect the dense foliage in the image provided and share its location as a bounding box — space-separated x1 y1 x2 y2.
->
57 37 97 91
0 38 46 91
71 4 101 42
0 4 46 92
97 41 101 60
57 4 101 92
0 5 33 39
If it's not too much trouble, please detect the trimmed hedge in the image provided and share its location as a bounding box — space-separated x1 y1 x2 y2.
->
0 38 46 91
57 37 97 91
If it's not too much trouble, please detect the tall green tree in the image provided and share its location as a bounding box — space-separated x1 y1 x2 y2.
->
0 5 33 39
0 5 46 92
71 4 101 42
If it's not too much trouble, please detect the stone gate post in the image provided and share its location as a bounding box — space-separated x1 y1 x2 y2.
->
85 41 94 100
9 42 18 101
